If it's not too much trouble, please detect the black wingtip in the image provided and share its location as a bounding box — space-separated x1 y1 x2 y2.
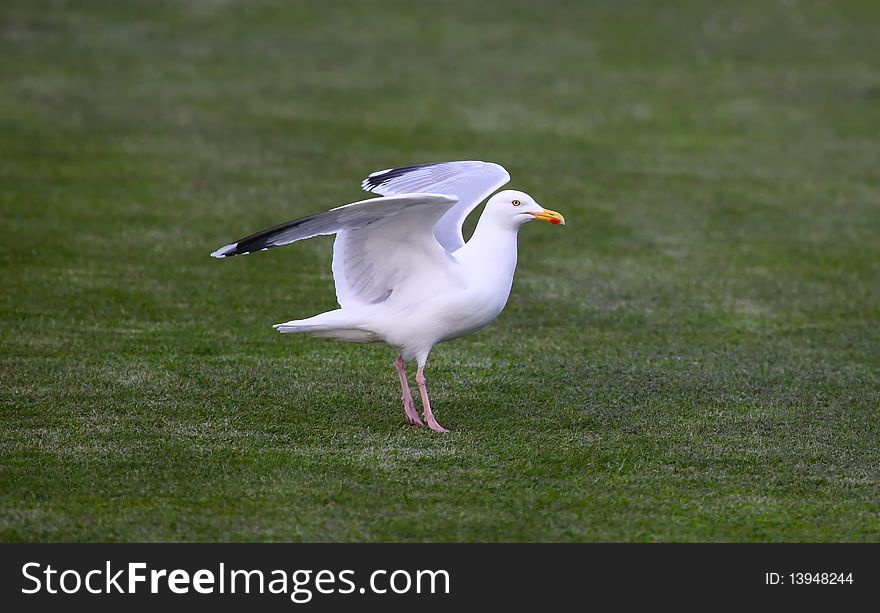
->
362 162 442 191
211 243 237 258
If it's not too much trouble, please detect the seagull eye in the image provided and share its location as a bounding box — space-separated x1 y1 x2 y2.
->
512 199 521 206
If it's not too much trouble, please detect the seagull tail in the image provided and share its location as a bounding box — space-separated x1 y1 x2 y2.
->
273 309 380 343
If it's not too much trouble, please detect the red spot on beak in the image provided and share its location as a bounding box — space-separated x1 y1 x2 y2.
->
550 218 561 225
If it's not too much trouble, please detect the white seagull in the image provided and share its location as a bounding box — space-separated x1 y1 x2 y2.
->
211 161 565 432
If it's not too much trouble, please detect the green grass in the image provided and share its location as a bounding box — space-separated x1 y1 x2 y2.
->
1 0 879 541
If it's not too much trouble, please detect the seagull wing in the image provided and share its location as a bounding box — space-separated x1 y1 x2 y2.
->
211 193 460 308
361 161 510 252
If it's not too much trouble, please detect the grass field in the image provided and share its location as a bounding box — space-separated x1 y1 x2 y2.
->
2 0 878 541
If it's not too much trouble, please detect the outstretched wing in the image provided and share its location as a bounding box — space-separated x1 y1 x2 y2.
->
210 193 460 308
361 161 510 252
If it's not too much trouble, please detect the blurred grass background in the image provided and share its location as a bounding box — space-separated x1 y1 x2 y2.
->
1 0 878 541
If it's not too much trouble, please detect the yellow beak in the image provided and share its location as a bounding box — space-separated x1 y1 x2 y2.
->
529 208 566 225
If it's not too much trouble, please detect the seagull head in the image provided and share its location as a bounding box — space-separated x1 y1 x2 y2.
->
484 190 566 230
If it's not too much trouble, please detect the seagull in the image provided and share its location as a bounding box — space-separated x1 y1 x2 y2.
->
211 161 565 432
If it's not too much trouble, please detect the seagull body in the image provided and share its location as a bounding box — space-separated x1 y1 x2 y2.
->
211 161 564 432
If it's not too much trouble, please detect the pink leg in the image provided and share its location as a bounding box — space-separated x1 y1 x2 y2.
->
416 367 449 433
395 355 423 426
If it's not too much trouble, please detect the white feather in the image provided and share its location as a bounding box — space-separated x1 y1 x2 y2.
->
361 161 510 252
